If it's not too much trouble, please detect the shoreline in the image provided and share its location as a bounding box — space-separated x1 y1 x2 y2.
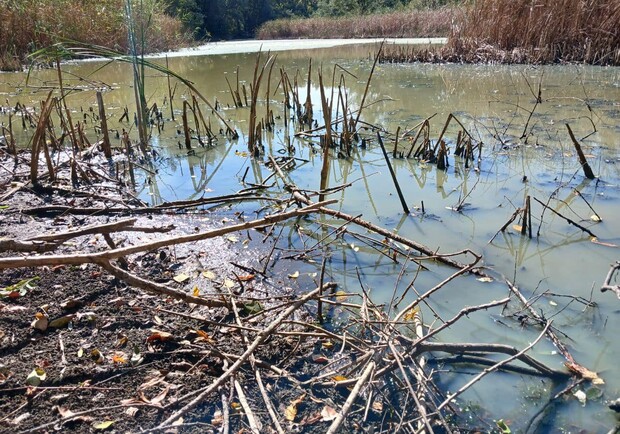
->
148 37 448 59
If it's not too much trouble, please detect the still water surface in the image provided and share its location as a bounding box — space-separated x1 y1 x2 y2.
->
2 41 620 431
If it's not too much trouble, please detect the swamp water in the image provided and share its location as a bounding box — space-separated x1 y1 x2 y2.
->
2 40 620 432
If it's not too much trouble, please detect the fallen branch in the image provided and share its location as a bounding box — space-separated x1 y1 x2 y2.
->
434 321 551 413
0 200 334 269
601 261 620 299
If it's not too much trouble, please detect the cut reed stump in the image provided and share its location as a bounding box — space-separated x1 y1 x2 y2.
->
566 124 595 179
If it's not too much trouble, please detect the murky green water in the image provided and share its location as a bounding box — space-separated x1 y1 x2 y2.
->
2 42 620 432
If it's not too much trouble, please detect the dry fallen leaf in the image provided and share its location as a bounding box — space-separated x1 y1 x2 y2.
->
48 314 74 329
125 407 139 417
372 400 384 412
284 394 306 422
403 306 420 322
146 329 173 343
321 406 338 422
173 273 190 283
202 270 216 280
93 420 115 430
211 410 223 427
238 274 255 282
111 353 127 364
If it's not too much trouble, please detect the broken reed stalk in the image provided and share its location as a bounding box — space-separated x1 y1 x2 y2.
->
406 119 430 158
248 52 274 156
30 91 55 185
521 195 532 238
96 92 112 158
566 124 595 179
264 55 277 131
377 132 410 214
302 58 313 125
532 196 596 237
182 101 191 150
318 68 332 202
165 55 175 121
352 41 383 132
392 126 401 158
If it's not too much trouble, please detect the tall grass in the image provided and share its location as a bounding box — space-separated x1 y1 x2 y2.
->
382 0 620 65
256 8 454 40
0 0 189 70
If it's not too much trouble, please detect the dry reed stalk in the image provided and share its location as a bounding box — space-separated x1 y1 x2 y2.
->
247 53 274 156
181 101 191 150
318 68 332 203
96 92 112 158
30 91 54 185
566 124 595 179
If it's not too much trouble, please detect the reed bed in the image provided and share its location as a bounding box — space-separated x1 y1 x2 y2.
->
381 0 620 65
256 8 455 40
0 0 188 71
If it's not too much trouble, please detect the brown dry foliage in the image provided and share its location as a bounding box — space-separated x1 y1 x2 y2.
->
381 0 620 65
256 8 455 40
0 0 189 71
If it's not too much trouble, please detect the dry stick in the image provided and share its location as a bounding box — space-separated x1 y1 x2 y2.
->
96 91 112 158
417 341 566 378
377 132 410 214
153 285 325 430
488 207 522 243
227 288 284 434
233 380 262 434
387 341 434 434
573 188 602 222
524 378 586 433
351 41 383 132
531 196 596 238
434 322 552 414
0 201 334 270
601 261 620 299
566 124 595 179
99 259 228 308
505 279 595 380
325 359 376 434
27 218 172 242
270 157 480 274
